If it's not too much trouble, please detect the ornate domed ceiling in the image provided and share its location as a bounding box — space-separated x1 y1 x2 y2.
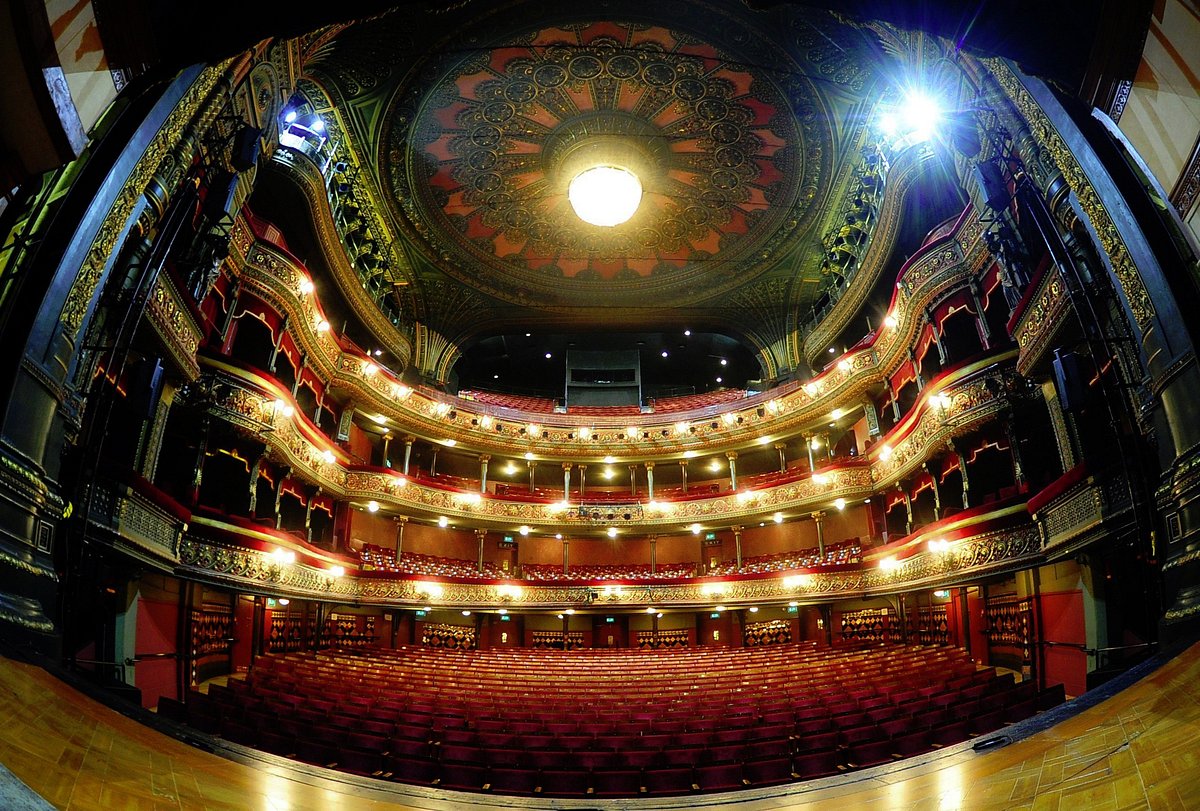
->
300 0 889 377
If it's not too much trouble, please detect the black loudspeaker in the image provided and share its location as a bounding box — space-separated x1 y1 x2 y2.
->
202 169 239 222
128 358 164 419
1052 350 1087 412
972 160 1009 212
948 111 982 157
231 127 262 172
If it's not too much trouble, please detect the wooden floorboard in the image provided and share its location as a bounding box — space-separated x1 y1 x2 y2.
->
1 643 1198 810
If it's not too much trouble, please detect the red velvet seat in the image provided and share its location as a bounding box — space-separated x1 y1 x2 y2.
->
591 769 643 797
890 729 933 758
643 766 696 795
696 762 746 791
846 739 894 769
339 748 384 776
931 720 970 747
791 750 839 779
743 757 794 786
489 767 537 795
537 768 590 797
439 762 488 791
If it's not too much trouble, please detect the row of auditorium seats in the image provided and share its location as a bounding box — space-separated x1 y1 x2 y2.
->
457 390 556 412
455 389 750 417
169 643 1064 797
521 562 697 581
706 540 863 576
358 546 503 577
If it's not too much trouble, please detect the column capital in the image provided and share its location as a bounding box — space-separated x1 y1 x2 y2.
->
810 511 824 522
392 515 409 525
475 528 487 539
576 464 587 471
731 525 743 535
773 442 787 450
678 459 688 466
478 453 491 463
725 451 738 460
644 461 655 470
562 461 573 471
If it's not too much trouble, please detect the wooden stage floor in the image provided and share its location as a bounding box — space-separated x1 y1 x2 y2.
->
0 643 1197 810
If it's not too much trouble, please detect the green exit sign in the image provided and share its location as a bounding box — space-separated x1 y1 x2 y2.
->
705 532 717 540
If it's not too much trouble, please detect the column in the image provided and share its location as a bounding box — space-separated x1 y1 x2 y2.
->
272 467 291 530
863 399 881 438
305 486 322 543
479 454 490 492
774 442 787 473
889 382 902 421
732 525 743 572
629 465 638 498
970 282 992 349
726 451 738 490
1004 419 1027 489
806 435 816 472
649 536 658 575
577 465 587 499
291 355 305 397
475 529 486 574
819 432 831 463
645 462 655 499
528 460 537 492
267 315 287 373
429 448 439 477
248 451 268 517
952 440 971 509
562 462 572 500
902 487 914 535
189 417 211 507
381 433 392 467
929 308 949 365
393 516 408 559
678 460 688 493
139 385 176 479
812 511 825 559
926 463 942 521
402 436 414 475
909 348 925 391
562 537 569 575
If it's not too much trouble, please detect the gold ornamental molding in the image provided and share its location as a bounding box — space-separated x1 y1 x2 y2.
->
986 59 1154 330
145 274 203 380
60 63 233 343
1012 263 1071 377
225 206 999 463
802 142 933 365
176 513 1040 608
202 352 1014 529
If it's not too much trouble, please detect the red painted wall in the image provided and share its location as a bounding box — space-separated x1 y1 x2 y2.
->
134 597 179 709
231 596 255 673
1039 589 1087 697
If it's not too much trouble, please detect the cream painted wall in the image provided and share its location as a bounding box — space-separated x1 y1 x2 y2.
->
1118 0 1200 227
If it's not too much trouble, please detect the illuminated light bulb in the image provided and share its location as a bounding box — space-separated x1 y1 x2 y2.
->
766 400 781 415
884 314 898 329
366 501 379 513
691 523 702 535
835 498 846 510
831 408 844 420
879 555 900 571
646 607 656 613
462 610 471 617
298 277 314 294
316 319 330 332
480 415 493 429
839 359 852 372
607 527 618 538
393 476 407 488
330 566 345 578
284 110 298 124
879 445 893 461
810 437 822 449
757 435 771 445
626 427 640 441
498 608 508 615
363 362 377 376
524 452 535 461
603 467 615 480
395 385 412 399
715 605 726 612
518 526 530 536
437 516 449 528
804 382 820 397
568 166 643 227
773 512 784 524
722 413 738 426
578 427 591 440
812 473 829 485
277 598 290 606
526 423 540 436
710 460 723 472
674 421 690 435
443 439 456 447
749 606 759 613
789 601 799 607
565 609 575 615
683 450 697 458
322 450 336 464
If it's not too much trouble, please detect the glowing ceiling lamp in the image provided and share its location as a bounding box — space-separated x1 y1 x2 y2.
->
568 166 642 227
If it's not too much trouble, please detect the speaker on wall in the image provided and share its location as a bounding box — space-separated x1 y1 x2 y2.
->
972 160 1009 213
231 127 262 172
1052 350 1087 412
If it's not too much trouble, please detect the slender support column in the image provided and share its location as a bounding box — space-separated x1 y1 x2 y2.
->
726 451 738 490
926 463 942 521
733 525 743 572
806 434 816 472
629 465 638 498
273 467 290 530
970 282 992 349
267 315 288 373
291 355 306 397
528 460 537 492
678 460 688 493
1004 418 1027 489
476 528 486 574
248 451 268 517
189 418 211 507
140 385 176 479
578 465 587 499
909 348 925 391
649 536 657 575
889 383 902 421
562 538 569 575
304 486 322 543
402 437 414 475
929 309 949 365
902 486 914 535
219 280 241 343
562 462 572 500
479 455 490 492
393 516 407 560
812 511 825 559
863 399 881 438
429 448 439 477
956 448 971 508
775 442 787 473
381 433 392 468
819 433 830 463
645 462 655 499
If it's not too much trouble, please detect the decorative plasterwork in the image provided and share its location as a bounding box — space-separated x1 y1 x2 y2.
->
203 352 1013 528
176 518 1041 608
227 202 996 461
986 59 1154 330
145 274 203 380
1012 262 1070 377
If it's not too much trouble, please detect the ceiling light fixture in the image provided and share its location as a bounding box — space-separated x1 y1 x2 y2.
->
568 166 642 227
